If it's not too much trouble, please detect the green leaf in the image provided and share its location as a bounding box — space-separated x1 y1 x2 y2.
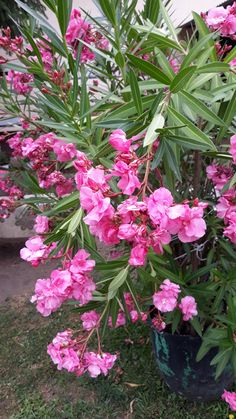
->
178 91 225 126
156 48 175 80
57 0 72 36
196 342 211 362
192 12 217 61
170 66 197 93
190 317 202 337
224 46 236 63
108 266 129 300
197 62 230 74
23 28 43 66
127 54 171 85
80 65 91 128
163 141 182 181
154 265 184 284
143 0 160 24
219 239 236 262
159 0 180 46
115 51 125 68
166 134 213 151
168 107 217 150
214 348 232 379
217 90 236 142
97 0 116 26
129 69 143 115
44 192 80 215
144 113 165 147
67 208 83 234
181 33 216 69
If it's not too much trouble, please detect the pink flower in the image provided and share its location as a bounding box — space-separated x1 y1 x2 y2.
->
50 269 72 296
216 189 236 221
84 351 117 378
147 188 173 226
71 274 96 305
179 296 198 321
230 134 236 163
34 215 49 234
169 58 179 74
80 187 113 215
153 279 180 313
206 164 233 190
6 70 33 94
167 203 207 243
118 223 138 240
108 311 126 328
53 140 77 162
221 14 236 36
230 57 236 67
223 212 236 243
129 244 148 266
152 317 166 331
150 227 171 254
90 217 120 245
206 7 228 29
222 390 236 411
112 161 141 195
109 129 132 152
130 310 139 323
69 249 95 274
20 236 54 266
81 310 100 331
30 278 64 316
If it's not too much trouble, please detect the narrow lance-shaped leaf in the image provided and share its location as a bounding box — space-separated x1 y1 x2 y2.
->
127 54 171 85
144 113 165 147
217 90 236 142
181 32 216 69
108 266 129 300
178 91 226 126
192 12 217 61
143 0 160 24
197 62 230 74
129 68 143 115
168 106 217 150
57 0 72 36
170 66 197 93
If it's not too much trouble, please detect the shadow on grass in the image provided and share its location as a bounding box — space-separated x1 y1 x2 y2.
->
0 296 229 419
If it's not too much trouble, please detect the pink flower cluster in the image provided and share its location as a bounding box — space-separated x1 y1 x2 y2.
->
30 249 96 315
0 171 23 219
206 164 233 191
66 9 109 62
27 37 54 71
6 70 33 95
222 389 236 411
205 3 236 38
8 132 76 197
47 329 117 378
216 188 236 243
20 236 58 267
74 129 207 267
34 215 50 234
0 27 23 53
153 279 198 324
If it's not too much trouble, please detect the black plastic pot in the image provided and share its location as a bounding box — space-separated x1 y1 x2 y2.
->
151 327 234 401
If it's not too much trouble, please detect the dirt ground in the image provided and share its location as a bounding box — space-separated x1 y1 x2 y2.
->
0 239 57 303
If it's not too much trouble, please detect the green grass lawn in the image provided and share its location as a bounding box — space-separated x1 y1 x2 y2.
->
0 296 232 419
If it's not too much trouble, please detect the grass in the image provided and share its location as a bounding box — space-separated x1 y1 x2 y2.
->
0 295 232 419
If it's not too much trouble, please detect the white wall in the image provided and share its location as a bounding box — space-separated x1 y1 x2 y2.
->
47 0 224 30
